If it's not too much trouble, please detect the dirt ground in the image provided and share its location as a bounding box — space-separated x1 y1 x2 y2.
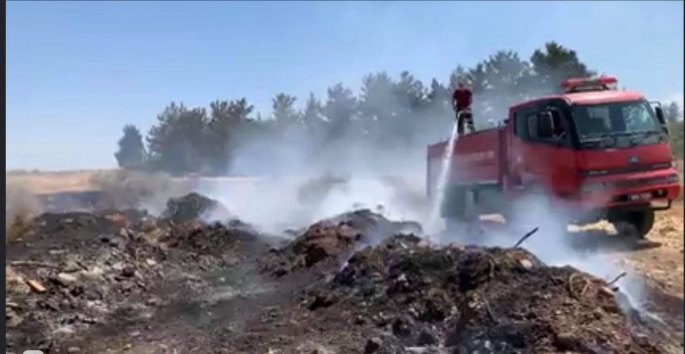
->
623 203 684 340
630 204 684 295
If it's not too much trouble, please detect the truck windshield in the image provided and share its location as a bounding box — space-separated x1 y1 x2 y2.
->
571 100 662 146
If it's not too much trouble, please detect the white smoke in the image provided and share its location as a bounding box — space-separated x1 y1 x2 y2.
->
437 192 653 315
189 64 656 316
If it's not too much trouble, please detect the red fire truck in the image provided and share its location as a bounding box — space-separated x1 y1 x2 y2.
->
427 76 681 238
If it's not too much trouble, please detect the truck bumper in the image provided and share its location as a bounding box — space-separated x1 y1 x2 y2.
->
564 168 681 212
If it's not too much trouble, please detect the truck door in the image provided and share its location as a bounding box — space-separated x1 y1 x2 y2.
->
539 99 579 196
508 100 577 197
508 103 537 190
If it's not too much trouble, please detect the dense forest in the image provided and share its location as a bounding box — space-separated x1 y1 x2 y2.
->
114 41 684 176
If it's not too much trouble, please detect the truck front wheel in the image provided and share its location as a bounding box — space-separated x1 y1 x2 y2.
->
607 207 655 239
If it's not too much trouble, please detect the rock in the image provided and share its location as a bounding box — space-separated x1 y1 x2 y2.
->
554 332 581 351
61 260 82 273
6 268 30 295
6 308 23 327
391 317 412 337
484 340 492 350
518 258 533 270
145 259 157 267
6 266 23 282
417 329 437 346
80 266 104 280
364 337 382 353
27 280 46 293
54 326 76 335
43 297 61 311
68 347 81 353
121 265 136 278
56 273 79 287
406 348 430 354
308 293 337 311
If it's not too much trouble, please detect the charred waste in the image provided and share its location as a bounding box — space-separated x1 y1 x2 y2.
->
5 192 674 354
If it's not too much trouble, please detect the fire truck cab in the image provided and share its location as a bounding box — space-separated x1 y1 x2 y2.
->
427 76 681 238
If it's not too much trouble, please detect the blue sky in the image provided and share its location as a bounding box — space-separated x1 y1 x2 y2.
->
7 1 684 171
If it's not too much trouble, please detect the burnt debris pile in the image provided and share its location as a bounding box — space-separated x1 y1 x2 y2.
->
161 192 230 223
5 192 670 354
6 209 165 352
300 235 661 354
264 209 422 277
5 193 265 353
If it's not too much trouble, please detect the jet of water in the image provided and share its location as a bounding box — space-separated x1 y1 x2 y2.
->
427 122 460 236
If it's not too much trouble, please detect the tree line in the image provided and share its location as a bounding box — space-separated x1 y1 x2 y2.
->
114 41 684 175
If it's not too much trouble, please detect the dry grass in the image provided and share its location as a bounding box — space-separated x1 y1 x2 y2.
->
5 212 36 243
5 169 199 219
5 169 113 195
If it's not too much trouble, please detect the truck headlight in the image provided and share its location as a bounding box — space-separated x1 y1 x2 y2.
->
665 173 680 184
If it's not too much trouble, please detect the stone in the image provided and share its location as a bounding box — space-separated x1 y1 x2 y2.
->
364 337 382 353
56 273 79 287
417 329 437 346
518 258 533 270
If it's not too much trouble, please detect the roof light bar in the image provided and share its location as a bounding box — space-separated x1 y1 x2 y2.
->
560 76 618 93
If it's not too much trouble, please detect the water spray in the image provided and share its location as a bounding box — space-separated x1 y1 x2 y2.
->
428 121 460 235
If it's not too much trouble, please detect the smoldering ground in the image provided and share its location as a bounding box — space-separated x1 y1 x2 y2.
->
435 192 667 324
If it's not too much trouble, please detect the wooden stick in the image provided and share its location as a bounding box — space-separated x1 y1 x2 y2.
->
513 227 539 248
482 294 498 324
10 261 57 268
568 273 581 299
606 271 627 286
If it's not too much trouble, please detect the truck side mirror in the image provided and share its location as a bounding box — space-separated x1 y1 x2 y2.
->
655 106 666 125
537 111 554 139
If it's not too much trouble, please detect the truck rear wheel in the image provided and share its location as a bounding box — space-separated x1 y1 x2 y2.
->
608 207 655 239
